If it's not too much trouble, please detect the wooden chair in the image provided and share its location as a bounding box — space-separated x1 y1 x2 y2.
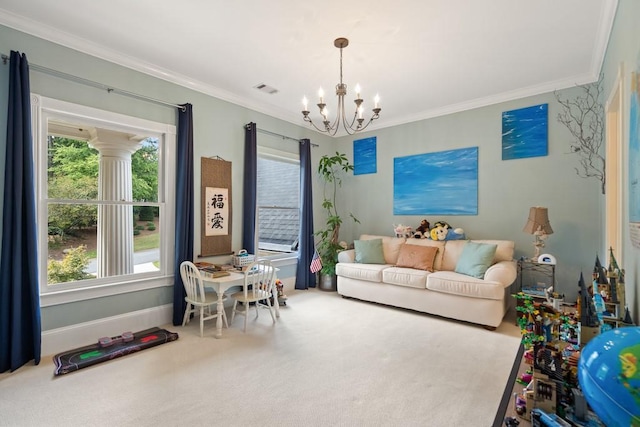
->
180 261 228 337
230 259 276 332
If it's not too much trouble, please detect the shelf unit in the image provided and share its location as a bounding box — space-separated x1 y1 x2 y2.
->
517 259 556 299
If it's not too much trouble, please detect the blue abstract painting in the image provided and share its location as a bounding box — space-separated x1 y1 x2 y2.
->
502 104 548 160
354 136 377 175
393 147 478 215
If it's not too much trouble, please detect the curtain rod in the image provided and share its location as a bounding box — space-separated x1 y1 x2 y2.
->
1 53 186 112
257 128 318 147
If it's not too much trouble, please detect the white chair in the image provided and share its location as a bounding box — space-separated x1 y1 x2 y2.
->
230 259 276 332
180 261 228 337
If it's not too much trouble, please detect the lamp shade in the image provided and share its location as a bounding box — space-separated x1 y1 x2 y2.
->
523 207 553 235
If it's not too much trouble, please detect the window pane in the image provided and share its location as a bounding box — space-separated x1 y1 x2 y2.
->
132 138 159 203
257 156 300 252
47 203 97 284
47 136 99 200
47 204 161 284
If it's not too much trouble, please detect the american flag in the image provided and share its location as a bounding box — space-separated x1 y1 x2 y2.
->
310 248 323 273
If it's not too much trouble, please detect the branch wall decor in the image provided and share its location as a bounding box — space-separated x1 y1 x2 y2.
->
554 78 605 194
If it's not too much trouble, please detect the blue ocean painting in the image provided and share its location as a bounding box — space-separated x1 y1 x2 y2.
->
393 147 478 215
502 104 548 160
354 136 377 175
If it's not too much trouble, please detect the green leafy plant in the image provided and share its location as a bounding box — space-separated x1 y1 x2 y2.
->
47 245 93 284
315 152 359 276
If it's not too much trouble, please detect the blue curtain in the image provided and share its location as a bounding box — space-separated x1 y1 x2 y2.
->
172 103 194 326
242 123 257 254
295 139 316 289
0 51 41 372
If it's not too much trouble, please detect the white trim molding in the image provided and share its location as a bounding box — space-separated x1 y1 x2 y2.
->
41 304 173 357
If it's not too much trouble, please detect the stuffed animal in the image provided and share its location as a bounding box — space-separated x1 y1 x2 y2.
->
430 221 450 240
393 224 413 238
428 221 466 241
413 219 430 238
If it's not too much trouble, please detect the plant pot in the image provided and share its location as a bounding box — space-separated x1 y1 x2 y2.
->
318 273 337 292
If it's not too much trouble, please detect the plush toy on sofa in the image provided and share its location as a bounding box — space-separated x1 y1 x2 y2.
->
413 219 430 238
429 221 466 241
429 221 450 240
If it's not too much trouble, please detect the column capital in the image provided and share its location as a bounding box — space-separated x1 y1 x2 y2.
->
89 128 145 157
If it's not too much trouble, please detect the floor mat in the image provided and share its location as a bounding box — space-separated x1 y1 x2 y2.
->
52 327 179 376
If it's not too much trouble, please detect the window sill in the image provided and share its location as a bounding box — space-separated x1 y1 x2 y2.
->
40 274 173 307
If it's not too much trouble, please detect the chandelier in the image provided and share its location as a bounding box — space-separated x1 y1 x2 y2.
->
302 37 381 136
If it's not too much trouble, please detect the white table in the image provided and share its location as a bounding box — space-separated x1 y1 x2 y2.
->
201 270 280 338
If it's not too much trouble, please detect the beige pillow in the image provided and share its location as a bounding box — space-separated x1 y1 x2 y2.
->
395 245 439 271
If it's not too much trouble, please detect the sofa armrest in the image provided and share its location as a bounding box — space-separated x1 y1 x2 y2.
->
484 260 517 287
338 249 355 263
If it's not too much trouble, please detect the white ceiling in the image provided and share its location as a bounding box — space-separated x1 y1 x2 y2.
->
0 0 618 136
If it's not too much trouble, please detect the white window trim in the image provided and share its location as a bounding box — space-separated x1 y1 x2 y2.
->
32 95 176 307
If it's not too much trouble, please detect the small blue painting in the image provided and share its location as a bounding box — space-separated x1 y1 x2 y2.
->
502 104 548 160
393 147 478 215
354 136 377 175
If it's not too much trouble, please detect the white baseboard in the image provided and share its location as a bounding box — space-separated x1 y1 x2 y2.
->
41 304 173 357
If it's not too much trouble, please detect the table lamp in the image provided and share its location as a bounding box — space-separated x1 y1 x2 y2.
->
523 206 553 261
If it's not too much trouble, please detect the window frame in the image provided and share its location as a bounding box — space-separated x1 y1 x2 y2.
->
32 95 176 307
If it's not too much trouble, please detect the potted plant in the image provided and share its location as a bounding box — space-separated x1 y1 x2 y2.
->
315 152 359 291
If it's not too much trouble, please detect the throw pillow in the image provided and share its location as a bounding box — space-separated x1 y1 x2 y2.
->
395 245 439 271
354 238 386 264
454 241 498 279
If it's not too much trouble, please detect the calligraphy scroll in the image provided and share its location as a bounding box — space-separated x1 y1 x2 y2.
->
200 157 232 256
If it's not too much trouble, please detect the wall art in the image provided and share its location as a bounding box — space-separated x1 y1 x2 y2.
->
353 136 377 175
502 103 548 160
393 147 478 215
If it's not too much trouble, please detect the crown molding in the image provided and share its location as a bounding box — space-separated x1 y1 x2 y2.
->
0 2 618 137
0 8 301 126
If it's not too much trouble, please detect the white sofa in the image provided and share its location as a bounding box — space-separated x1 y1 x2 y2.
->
336 235 517 329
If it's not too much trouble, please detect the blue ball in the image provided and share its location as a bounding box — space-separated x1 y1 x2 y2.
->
578 327 640 426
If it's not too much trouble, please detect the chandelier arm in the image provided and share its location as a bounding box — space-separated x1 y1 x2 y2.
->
304 117 333 134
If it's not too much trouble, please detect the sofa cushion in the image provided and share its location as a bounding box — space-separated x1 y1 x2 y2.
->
395 244 439 271
359 234 406 264
454 241 498 279
404 239 446 271
354 238 386 264
440 239 514 271
427 271 504 300
335 263 387 283
382 267 430 289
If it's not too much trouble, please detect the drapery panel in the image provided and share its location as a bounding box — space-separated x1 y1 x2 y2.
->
295 139 316 289
172 103 194 326
242 123 257 254
0 51 41 372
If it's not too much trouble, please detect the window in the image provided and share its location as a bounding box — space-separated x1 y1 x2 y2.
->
33 95 176 305
256 147 300 256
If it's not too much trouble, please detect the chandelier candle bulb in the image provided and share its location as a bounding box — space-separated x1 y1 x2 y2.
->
318 87 324 104
374 94 380 109
302 97 308 112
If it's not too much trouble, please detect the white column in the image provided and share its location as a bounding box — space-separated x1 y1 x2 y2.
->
89 129 143 278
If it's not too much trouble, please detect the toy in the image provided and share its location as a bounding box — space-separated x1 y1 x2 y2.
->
430 221 450 240
393 224 413 238
98 331 134 348
413 219 430 238
427 221 465 240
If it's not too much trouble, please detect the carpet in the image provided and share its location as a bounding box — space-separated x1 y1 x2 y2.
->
52 327 179 376
2 290 521 426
